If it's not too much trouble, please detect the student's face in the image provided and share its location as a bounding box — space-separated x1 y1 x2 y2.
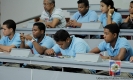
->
32 26 44 38
2 25 12 36
56 38 70 50
78 3 88 15
100 2 109 13
103 29 117 43
43 0 54 12
129 3 133 14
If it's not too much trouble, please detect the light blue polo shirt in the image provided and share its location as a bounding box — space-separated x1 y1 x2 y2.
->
98 12 122 27
52 35 90 57
26 36 55 55
0 33 21 48
71 10 98 23
98 37 133 61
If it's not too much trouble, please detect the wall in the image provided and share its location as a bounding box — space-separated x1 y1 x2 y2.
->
1 0 132 27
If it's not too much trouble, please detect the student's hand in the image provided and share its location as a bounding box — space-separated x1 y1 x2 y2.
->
108 9 114 14
20 33 25 41
101 56 110 59
25 35 33 41
130 14 133 20
130 56 133 62
5 46 12 52
70 20 78 28
45 49 55 55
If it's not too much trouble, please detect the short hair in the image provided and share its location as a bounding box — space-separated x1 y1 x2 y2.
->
104 24 120 36
3 19 16 32
33 22 46 33
54 29 70 42
77 0 89 7
101 0 117 12
131 1 133 3
48 0 55 4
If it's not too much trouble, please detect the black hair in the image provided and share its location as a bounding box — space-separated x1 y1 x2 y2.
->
33 22 46 33
131 1 133 3
104 24 120 37
54 29 70 42
101 0 117 12
77 0 89 7
3 19 16 32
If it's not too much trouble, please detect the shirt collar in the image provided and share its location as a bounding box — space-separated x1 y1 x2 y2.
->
107 37 120 50
67 35 75 49
7 33 16 41
35 35 46 44
79 10 90 17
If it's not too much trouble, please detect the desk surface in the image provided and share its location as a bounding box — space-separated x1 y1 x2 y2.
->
0 53 133 73
15 28 133 36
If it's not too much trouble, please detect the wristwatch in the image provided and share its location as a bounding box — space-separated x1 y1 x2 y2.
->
109 13 112 16
31 38 35 43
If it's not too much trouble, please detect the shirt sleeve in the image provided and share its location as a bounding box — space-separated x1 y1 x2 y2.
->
71 12 80 20
26 41 33 49
0 36 6 45
74 43 90 53
52 9 63 20
41 39 55 49
40 11 48 20
112 13 122 25
98 14 103 22
10 35 21 48
89 11 98 22
52 44 60 54
98 41 107 52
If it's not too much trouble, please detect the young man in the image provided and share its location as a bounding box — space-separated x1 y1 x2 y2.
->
0 19 21 52
67 0 98 27
90 24 133 61
39 0 66 28
90 24 133 77
45 29 91 73
45 29 90 57
20 22 55 55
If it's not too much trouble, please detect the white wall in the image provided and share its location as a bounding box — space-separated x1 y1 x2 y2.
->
1 0 132 27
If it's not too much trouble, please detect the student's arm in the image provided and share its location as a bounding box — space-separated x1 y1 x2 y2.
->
32 41 47 55
89 47 101 54
45 18 60 28
110 48 126 60
130 56 133 62
107 9 122 25
70 20 82 27
0 45 16 52
25 35 46 55
124 16 130 23
45 44 60 55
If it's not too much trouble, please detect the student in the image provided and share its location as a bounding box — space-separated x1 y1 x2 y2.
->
67 0 98 27
124 1 133 23
99 0 122 27
20 22 55 55
39 0 66 28
89 24 133 77
45 29 90 57
45 29 91 73
90 24 133 61
0 19 21 52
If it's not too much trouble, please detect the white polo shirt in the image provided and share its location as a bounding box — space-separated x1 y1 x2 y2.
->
40 8 66 28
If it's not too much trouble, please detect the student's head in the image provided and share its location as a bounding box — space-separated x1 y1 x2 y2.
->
54 29 71 49
32 22 46 38
43 0 55 12
2 19 16 36
100 0 116 13
103 24 120 43
77 0 89 15
129 1 133 14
